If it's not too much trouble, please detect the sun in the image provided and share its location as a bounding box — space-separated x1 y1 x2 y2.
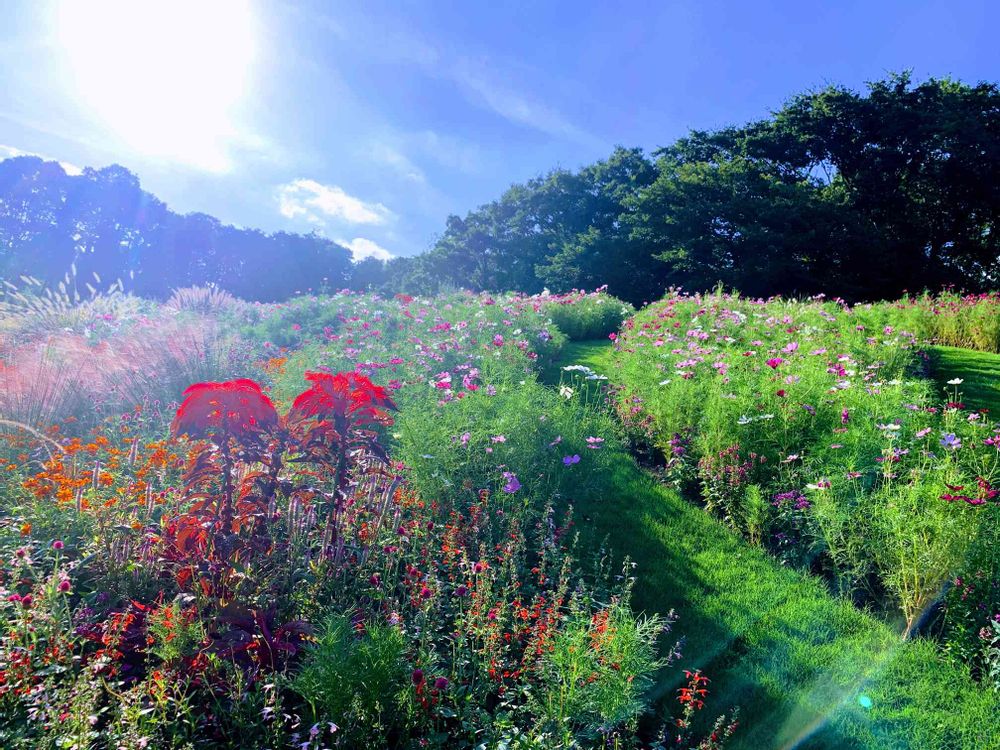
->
54 0 258 172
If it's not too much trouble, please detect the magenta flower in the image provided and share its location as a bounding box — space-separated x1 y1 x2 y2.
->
766 358 784 369
585 436 604 450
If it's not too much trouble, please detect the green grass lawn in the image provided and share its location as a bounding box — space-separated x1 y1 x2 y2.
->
928 345 1000 414
546 340 999 750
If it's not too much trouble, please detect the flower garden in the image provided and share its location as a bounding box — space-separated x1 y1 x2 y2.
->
0 285 998 748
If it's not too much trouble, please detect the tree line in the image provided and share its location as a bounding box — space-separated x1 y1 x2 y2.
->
2 73 998 305
0 157 353 301
372 73 1000 304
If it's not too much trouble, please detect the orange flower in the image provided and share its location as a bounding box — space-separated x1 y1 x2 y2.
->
171 379 279 444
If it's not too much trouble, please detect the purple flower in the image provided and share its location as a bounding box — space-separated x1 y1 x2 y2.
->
502 472 521 493
563 454 581 465
459 432 471 446
940 433 962 450
434 677 449 690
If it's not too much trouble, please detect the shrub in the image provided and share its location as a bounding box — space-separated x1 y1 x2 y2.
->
293 615 408 744
539 288 634 340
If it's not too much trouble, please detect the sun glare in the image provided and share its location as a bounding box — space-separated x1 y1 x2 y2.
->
55 0 257 172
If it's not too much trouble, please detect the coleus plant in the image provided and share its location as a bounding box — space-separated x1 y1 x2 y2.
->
155 371 399 673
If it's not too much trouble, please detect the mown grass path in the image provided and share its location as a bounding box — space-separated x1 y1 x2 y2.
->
544 340 999 750
928 345 1000 414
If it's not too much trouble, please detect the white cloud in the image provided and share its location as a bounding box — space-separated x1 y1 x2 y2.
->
0 144 83 175
370 143 426 184
277 179 392 225
338 237 394 262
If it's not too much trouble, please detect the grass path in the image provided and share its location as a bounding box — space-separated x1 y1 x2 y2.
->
928 345 1000 414
545 340 999 750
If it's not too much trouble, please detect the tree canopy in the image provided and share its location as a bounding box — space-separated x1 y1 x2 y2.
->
0 157 353 301
382 73 1000 303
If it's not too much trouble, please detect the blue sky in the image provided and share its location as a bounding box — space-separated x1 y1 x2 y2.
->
1 0 998 260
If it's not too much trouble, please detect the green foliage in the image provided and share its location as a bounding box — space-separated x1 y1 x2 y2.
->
541 290 634 340
532 596 665 742
293 615 409 742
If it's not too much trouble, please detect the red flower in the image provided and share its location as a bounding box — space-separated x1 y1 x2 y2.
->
171 379 279 442
290 371 396 426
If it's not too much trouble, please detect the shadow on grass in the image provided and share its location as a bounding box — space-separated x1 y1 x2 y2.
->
927 345 1000 415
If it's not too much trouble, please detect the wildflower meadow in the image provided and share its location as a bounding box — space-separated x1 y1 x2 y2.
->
0 284 997 749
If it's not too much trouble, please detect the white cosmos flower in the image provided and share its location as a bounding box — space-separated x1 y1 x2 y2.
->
947 378 964 385
558 385 574 399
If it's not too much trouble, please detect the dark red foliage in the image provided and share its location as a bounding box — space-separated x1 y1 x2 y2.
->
290 371 396 427
171 379 279 443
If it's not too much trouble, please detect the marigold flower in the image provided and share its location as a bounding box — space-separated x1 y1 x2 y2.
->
171 379 279 443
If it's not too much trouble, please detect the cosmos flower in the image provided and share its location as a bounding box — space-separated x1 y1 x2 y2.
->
502 472 521 493
940 433 962 450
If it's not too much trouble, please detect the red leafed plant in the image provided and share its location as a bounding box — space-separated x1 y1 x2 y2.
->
158 370 400 675
172 378 280 444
